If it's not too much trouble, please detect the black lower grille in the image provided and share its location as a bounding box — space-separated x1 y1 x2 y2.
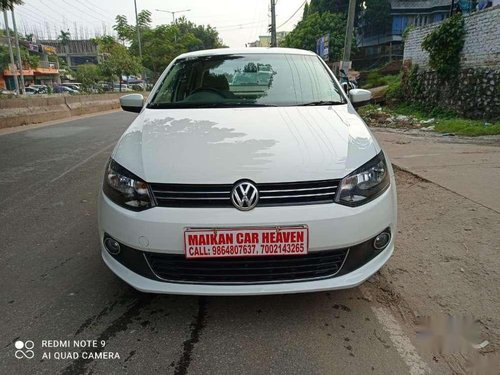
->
144 249 348 284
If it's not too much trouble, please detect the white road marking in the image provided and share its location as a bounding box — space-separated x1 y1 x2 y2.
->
50 143 115 183
0 142 115 211
360 285 431 375
395 153 441 159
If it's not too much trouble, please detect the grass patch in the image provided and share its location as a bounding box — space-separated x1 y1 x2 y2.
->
358 102 500 136
362 72 400 89
433 119 500 136
391 103 500 136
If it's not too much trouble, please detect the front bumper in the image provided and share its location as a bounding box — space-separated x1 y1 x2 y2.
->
102 242 393 295
98 183 397 295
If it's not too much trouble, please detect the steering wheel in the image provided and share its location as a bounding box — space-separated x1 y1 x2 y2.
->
189 87 228 98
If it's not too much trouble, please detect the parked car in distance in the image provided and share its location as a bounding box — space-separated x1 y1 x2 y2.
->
54 85 79 94
113 84 133 92
61 83 81 91
24 86 40 95
100 48 395 296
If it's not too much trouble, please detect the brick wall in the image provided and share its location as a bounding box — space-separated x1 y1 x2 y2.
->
403 6 500 69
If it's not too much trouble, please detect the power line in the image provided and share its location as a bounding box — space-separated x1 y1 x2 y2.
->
215 20 264 30
277 0 306 29
85 0 117 17
23 2 63 25
60 0 110 24
74 0 115 22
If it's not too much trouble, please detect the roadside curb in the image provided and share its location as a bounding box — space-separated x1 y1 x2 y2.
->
0 93 146 130
392 163 500 215
0 109 123 136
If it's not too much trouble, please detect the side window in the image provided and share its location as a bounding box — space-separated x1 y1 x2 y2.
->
154 64 182 103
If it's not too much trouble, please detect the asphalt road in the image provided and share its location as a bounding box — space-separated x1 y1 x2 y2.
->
0 112 446 375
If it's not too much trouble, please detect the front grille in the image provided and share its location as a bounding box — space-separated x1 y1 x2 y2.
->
144 249 348 284
150 180 340 208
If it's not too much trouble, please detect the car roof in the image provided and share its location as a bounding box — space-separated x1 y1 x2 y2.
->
176 47 317 60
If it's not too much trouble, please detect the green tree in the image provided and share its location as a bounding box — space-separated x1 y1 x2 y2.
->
113 15 134 44
282 12 350 61
127 17 224 79
137 9 152 29
75 63 102 92
19 48 39 69
58 30 71 67
303 2 309 18
422 14 466 78
94 36 142 91
308 0 351 14
359 0 392 35
0 0 23 10
110 14 224 80
0 45 10 69
113 9 152 45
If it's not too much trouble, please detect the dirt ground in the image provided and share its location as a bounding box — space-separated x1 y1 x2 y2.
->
364 169 500 373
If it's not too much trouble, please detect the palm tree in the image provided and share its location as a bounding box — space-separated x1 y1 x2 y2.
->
0 0 24 11
58 30 71 68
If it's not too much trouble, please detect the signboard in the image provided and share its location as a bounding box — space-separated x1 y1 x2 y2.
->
316 34 330 61
41 45 57 55
28 43 39 53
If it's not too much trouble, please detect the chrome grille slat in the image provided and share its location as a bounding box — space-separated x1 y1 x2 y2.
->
155 196 228 200
150 179 341 208
259 186 337 193
260 192 336 199
152 190 230 194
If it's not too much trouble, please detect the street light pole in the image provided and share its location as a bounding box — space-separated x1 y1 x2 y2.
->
342 0 357 76
11 8 25 94
155 9 191 23
2 10 19 95
270 0 277 47
155 9 191 43
134 0 145 90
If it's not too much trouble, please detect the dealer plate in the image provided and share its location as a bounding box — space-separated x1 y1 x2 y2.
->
184 226 309 259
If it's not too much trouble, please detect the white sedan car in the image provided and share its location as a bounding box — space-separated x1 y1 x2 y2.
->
98 48 397 296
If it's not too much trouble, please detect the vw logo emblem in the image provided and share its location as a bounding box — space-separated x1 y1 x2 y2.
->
231 181 259 211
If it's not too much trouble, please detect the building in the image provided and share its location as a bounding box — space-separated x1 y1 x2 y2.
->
355 0 452 69
0 37 60 90
247 31 289 47
39 39 99 71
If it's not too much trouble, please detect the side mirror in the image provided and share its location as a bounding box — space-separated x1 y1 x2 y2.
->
349 89 372 107
120 94 144 113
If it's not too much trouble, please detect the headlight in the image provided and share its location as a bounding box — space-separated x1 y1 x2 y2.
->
335 152 390 207
102 159 154 211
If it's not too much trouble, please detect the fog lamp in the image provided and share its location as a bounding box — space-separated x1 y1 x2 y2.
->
104 237 121 255
373 232 391 250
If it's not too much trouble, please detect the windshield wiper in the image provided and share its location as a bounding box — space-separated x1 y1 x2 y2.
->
298 101 345 106
199 102 277 108
147 102 277 109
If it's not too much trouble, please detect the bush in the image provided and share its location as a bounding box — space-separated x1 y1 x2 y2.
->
385 76 402 100
421 14 466 78
363 71 400 89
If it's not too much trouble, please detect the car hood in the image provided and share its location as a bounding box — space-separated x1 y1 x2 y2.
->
112 105 380 184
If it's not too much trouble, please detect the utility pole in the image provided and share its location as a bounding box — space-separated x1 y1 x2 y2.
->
11 8 25 94
3 10 19 95
134 0 143 62
270 0 277 47
342 0 357 76
134 0 145 90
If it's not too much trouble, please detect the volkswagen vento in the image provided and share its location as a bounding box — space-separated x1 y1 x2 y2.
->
98 48 397 295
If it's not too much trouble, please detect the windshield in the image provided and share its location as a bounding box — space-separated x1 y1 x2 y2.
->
148 53 346 108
